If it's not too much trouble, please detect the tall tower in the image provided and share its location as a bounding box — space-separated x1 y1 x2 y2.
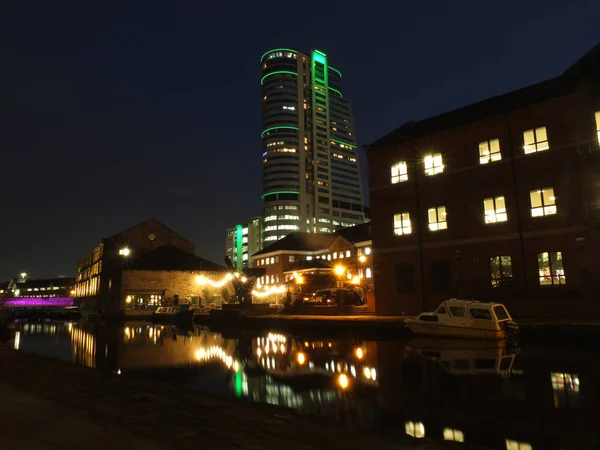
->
261 48 365 244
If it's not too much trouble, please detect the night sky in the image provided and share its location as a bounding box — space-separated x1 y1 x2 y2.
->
2 1 599 280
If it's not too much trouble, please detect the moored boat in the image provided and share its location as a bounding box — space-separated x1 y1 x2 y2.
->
152 304 196 325
405 299 519 343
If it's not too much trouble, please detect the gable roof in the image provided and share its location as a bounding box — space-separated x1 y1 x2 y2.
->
367 42 600 152
127 245 226 272
334 222 371 243
105 218 189 242
252 232 339 257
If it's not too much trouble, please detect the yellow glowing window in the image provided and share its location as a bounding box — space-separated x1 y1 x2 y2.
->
391 161 408 183
595 111 600 145
393 212 412 235
443 428 464 442
484 196 507 223
523 127 549 154
506 440 532 450
537 251 565 286
550 372 580 408
428 206 447 231
405 421 425 438
424 153 443 175
530 188 557 217
479 138 501 164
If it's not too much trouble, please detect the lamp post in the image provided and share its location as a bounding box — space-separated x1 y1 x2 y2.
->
334 265 345 288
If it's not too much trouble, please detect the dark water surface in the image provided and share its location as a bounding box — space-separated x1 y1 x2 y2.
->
8 320 600 449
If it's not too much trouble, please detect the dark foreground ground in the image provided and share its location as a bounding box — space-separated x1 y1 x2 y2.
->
0 344 486 450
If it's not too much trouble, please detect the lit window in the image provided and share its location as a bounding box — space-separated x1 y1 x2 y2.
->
366 268 372 278
537 251 565 286
424 153 444 176
550 372 580 409
490 256 513 287
391 161 408 183
345 250 351 257
405 421 425 438
270 257 274 264
443 428 464 442
289 255 295 262
393 212 412 235
595 111 600 145
506 440 532 450
523 127 549 153
479 138 501 164
530 188 557 217
365 247 371 255
484 196 508 223
428 206 447 231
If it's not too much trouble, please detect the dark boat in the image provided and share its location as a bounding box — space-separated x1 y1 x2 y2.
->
152 304 196 326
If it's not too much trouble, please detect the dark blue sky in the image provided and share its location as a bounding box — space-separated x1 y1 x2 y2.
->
2 1 599 279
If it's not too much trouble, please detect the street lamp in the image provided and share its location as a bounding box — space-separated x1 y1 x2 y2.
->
119 248 130 256
334 265 345 289
359 255 366 263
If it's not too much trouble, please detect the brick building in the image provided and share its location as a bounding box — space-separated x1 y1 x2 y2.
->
74 218 227 315
366 43 600 318
250 223 374 306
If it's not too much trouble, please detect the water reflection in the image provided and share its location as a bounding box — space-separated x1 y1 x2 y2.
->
9 321 600 450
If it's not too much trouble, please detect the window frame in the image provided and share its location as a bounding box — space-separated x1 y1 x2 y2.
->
489 255 513 287
479 138 501 164
424 153 444 176
391 161 408 184
483 196 508 224
537 251 566 286
523 126 549 154
530 187 557 217
427 206 448 231
595 111 600 146
393 212 412 236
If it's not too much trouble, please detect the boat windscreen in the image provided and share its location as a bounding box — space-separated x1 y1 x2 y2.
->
493 305 510 320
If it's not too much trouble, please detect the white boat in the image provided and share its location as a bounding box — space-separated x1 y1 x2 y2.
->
404 299 519 342
406 338 520 376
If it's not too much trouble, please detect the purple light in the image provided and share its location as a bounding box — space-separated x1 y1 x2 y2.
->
2 297 74 307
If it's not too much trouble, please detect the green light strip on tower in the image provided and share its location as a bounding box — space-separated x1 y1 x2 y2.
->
261 190 300 199
261 126 299 138
313 49 327 64
261 70 297 85
235 224 243 270
331 138 357 148
328 87 342 97
260 48 297 62
329 67 342 78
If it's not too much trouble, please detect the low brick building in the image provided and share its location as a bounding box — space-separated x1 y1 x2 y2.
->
366 43 600 318
74 218 228 315
250 223 374 308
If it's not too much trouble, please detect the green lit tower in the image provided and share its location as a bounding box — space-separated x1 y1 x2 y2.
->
260 48 365 244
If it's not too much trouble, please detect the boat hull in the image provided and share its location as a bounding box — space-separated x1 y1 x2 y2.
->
405 322 507 340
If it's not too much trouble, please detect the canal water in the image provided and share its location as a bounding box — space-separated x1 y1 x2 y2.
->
7 320 599 450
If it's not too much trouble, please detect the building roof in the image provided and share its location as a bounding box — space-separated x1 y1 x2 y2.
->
11 277 76 289
334 222 372 243
127 245 226 272
252 232 339 257
367 42 600 152
104 217 191 244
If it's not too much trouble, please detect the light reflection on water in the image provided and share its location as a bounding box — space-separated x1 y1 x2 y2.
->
9 320 600 450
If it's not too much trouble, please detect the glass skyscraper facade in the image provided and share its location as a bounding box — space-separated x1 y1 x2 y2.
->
261 48 366 244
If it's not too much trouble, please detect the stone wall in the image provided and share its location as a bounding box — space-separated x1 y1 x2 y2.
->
120 270 234 308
